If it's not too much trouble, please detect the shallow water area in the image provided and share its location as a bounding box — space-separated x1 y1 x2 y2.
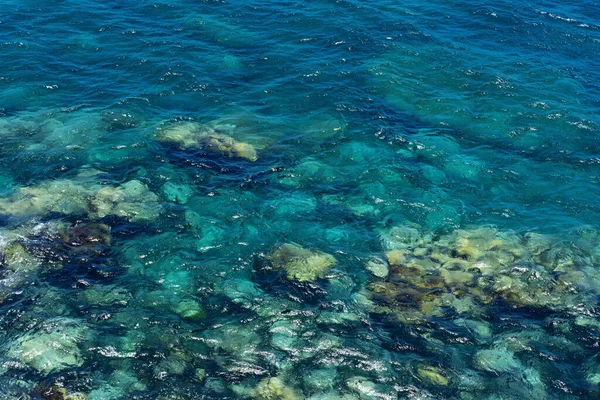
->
1 0 600 399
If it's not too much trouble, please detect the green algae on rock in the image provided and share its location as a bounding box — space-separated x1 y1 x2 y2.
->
268 243 337 282
252 377 302 400
0 231 44 303
156 121 258 161
417 365 449 386
172 298 207 320
0 177 161 222
367 225 600 320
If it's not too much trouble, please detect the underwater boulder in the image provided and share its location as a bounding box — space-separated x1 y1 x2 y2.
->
220 276 283 316
87 369 147 400
473 346 522 373
0 234 43 303
345 376 393 400
56 222 112 258
366 225 583 318
172 298 207 320
411 132 461 161
8 317 87 376
0 179 90 218
222 277 265 302
420 165 447 185
443 155 483 181
523 232 552 256
316 311 362 327
454 318 492 342
91 179 161 222
417 364 449 386
424 204 461 231
252 377 303 400
0 177 162 222
1 237 42 273
269 319 300 352
268 243 337 282
307 393 359 400
156 121 258 161
379 225 422 251
79 284 131 307
154 354 188 377
201 323 262 361
161 181 194 204
59 223 111 247
195 223 227 252
33 383 87 400
100 106 148 131
303 368 338 393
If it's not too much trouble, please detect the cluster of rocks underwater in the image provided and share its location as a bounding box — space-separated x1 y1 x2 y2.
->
0 107 599 400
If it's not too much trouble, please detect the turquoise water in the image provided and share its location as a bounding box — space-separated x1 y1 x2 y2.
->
1 0 600 398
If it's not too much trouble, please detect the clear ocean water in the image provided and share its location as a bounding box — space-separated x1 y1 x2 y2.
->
1 0 600 399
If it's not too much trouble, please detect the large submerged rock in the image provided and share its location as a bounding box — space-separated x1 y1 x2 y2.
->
268 243 337 282
156 121 258 161
8 317 88 376
252 377 302 400
0 176 161 222
367 225 600 320
0 230 44 303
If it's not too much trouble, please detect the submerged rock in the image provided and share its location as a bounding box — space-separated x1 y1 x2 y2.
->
172 298 207 320
417 365 449 386
252 377 302 400
200 324 261 361
473 347 522 373
56 222 112 257
87 369 147 400
367 224 600 320
379 225 421 251
33 383 87 400
345 376 393 400
59 223 111 247
8 318 87 376
0 233 43 303
268 243 337 282
79 284 131 307
269 319 299 352
365 256 389 278
156 121 258 161
195 368 206 382
1 237 41 273
303 368 337 392
91 179 161 221
161 181 194 204
0 178 161 222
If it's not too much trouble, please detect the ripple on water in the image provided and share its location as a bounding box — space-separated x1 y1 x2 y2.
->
0 0 599 398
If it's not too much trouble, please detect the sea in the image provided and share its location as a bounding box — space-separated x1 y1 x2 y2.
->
0 0 599 399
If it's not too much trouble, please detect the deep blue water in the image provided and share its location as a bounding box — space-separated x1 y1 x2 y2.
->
0 0 600 399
